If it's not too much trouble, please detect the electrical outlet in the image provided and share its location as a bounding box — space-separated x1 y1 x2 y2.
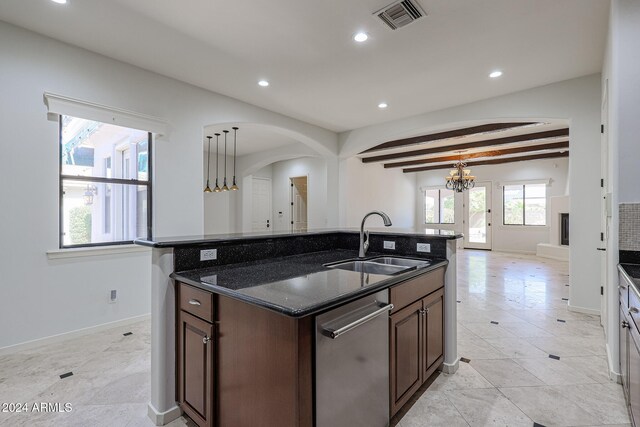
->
383 240 396 250
109 289 117 303
200 249 217 261
416 243 431 253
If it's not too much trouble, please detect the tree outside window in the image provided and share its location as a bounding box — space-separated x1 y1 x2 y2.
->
425 189 455 224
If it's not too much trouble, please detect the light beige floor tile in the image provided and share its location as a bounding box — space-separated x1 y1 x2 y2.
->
445 388 532 426
428 362 494 391
470 359 544 387
484 337 549 358
463 322 517 339
554 383 631 425
560 356 612 383
401 391 469 427
513 357 597 386
458 338 510 360
498 386 600 426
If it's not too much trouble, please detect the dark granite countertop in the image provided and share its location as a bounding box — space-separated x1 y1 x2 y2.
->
620 263 640 288
172 249 448 317
136 227 462 248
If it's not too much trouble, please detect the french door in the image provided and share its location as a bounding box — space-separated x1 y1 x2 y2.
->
463 182 492 250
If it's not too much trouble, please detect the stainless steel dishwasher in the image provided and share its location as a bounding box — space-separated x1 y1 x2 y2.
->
315 289 393 427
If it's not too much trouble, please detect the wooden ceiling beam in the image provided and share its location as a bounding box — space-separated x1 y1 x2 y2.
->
360 122 538 154
384 141 569 168
402 151 569 173
361 128 569 163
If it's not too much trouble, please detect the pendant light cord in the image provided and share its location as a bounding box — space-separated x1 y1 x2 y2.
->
206 136 212 182
215 133 220 186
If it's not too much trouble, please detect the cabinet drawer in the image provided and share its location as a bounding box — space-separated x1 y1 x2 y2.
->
390 266 445 313
629 285 640 333
179 282 214 323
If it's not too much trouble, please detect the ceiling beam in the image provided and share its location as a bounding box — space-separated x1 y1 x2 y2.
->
361 128 569 163
384 141 569 168
360 122 538 154
402 151 569 173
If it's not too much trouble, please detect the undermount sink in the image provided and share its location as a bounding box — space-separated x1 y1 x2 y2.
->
325 256 431 276
366 256 431 269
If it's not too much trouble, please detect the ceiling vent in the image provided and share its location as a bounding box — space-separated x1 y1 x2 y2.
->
375 0 426 30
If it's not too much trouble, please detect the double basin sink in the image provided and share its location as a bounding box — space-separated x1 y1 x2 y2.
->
324 256 431 276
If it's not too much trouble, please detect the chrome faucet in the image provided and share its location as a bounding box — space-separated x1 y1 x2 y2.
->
359 211 392 258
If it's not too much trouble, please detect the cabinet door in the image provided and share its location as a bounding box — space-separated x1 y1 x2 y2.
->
621 307 630 400
390 300 423 416
177 310 214 427
423 289 444 377
630 328 640 426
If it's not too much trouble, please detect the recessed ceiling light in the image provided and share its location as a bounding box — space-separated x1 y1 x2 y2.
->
378 102 388 109
353 32 369 43
258 80 269 87
489 70 503 78
50 0 67 4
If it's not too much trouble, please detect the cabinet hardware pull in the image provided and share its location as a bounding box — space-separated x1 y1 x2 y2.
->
622 321 629 329
419 309 426 316
202 336 211 344
620 284 628 290
630 307 639 315
322 303 394 339
188 299 201 306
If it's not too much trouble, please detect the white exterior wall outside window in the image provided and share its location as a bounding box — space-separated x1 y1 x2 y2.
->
59 115 152 248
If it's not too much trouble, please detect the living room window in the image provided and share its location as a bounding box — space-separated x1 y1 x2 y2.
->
59 115 152 248
425 188 455 224
503 183 546 226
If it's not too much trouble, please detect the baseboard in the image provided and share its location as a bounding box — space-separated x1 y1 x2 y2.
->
0 313 151 355
606 342 622 384
441 358 459 374
567 302 601 316
148 402 181 426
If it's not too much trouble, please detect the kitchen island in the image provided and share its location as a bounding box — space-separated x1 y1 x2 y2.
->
136 228 462 426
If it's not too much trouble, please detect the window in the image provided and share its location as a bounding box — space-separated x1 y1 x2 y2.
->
425 188 455 224
503 183 546 226
59 115 152 248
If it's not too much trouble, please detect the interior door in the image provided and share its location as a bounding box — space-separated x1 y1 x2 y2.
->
600 79 610 326
464 182 492 250
251 177 272 232
290 176 308 232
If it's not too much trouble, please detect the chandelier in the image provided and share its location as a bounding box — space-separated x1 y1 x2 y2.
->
445 160 475 192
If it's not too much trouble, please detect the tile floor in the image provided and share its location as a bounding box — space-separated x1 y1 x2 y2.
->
0 250 631 426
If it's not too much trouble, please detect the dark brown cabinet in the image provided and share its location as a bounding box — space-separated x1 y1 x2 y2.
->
390 300 423 414
389 268 445 416
424 290 444 376
177 283 216 427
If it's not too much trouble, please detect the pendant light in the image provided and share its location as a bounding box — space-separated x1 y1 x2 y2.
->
204 136 213 193
221 130 229 191
213 133 221 192
230 127 239 191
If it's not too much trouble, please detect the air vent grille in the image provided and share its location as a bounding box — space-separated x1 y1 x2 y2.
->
375 0 426 30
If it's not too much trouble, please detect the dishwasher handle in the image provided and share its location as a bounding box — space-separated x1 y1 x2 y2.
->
322 303 394 339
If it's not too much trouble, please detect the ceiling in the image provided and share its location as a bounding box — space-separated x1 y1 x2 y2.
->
202 123 299 156
358 119 570 173
0 0 609 132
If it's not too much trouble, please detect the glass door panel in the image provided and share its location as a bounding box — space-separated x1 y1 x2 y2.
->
464 183 492 250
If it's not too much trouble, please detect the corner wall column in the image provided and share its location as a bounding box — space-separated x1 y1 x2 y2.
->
442 239 459 373
148 247 181 425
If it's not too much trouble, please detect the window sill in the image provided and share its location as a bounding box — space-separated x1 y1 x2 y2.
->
46 244 150 260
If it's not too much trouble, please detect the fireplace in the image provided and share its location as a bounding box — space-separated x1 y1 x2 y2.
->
560 213 569 246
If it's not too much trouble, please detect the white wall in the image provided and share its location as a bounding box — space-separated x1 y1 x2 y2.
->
271 157 328 231
339 74 602 312
341 158 417 229
601 0 640 378
415 158 569 253
0 22 337 349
